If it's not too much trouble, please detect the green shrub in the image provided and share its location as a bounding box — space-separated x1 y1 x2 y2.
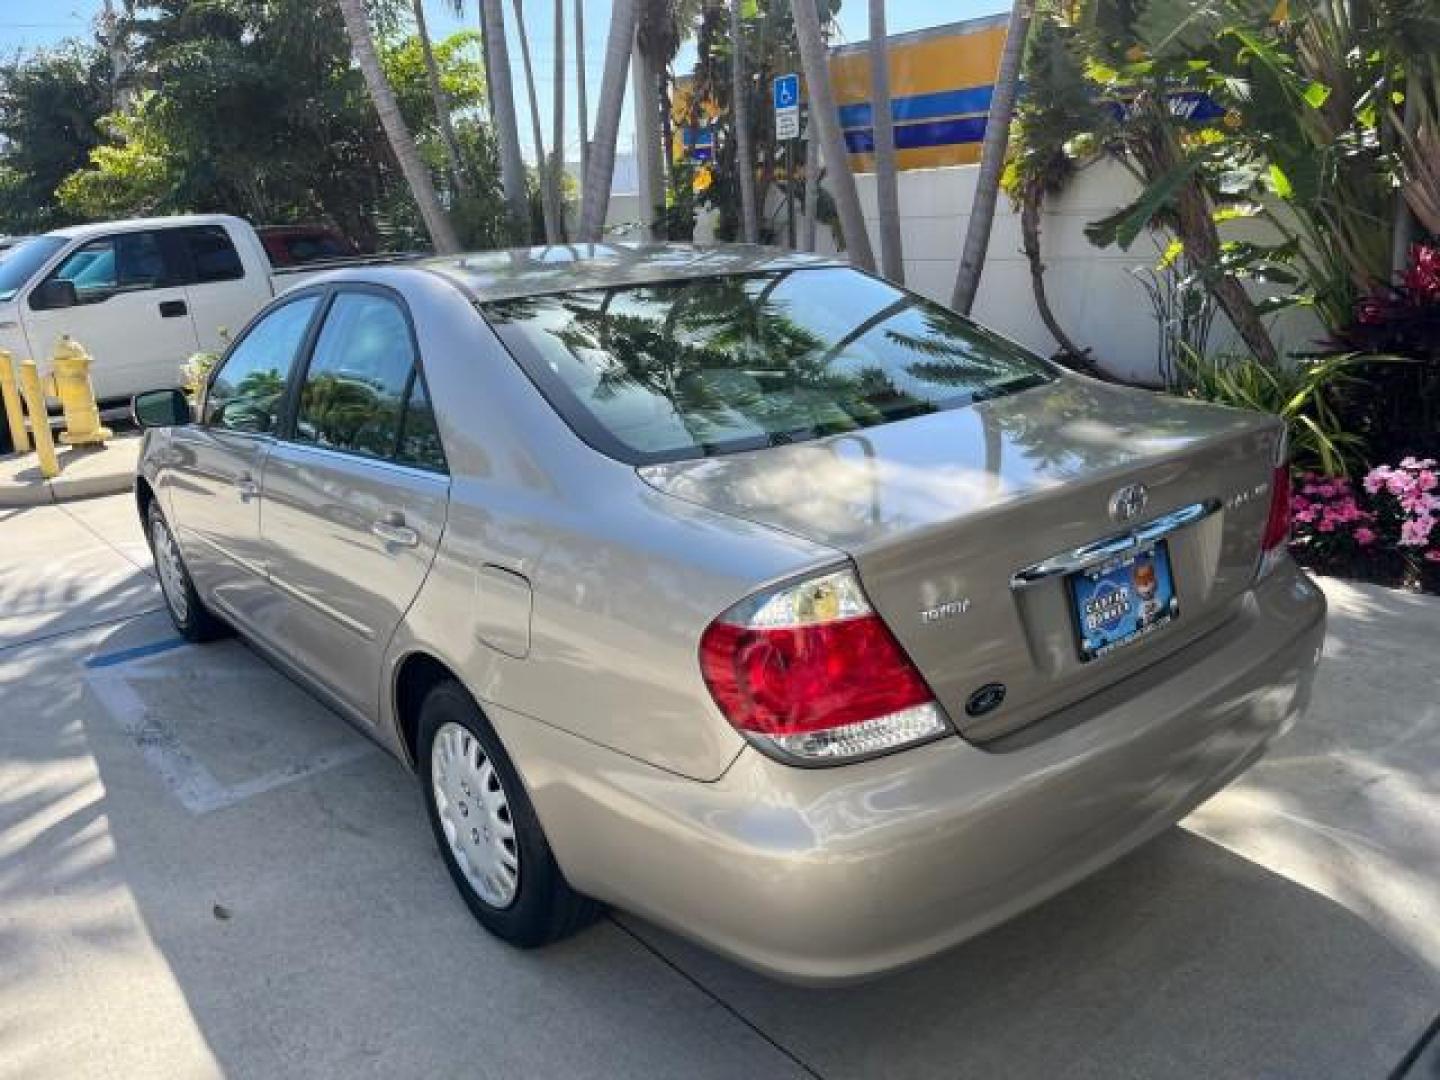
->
1174 349 1379 476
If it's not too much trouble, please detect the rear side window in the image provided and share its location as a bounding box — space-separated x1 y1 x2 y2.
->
292 292 440 468
205 295 320 433
182 226 244 283
482 266 1054 465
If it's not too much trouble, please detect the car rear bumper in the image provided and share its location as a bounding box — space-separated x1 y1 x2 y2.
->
493 562 1326 985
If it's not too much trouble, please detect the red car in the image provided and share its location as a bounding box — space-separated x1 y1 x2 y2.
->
258 224 361 267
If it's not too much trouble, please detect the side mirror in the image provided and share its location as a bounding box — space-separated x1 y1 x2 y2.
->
31 278 79 311
132 388 192 428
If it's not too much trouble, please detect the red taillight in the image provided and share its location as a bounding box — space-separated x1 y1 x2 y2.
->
1262 465 1291 552
699 568 949 763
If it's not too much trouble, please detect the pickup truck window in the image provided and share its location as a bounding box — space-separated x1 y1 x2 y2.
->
292 292 423 464
42 232 169 304
205 295 321 434
0 237 65 301
180 225 245 284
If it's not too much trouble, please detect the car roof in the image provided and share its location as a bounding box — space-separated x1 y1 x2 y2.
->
419 242 843 303
45 214 246 242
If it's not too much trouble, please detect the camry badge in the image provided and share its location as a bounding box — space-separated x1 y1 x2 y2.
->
1109 483 1149 524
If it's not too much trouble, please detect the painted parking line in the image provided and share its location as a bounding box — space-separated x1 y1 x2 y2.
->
84 641 377 816
85 636 187 669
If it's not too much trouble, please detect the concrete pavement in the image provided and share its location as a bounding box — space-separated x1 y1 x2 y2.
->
0 494 1436 1079
0 435 141 509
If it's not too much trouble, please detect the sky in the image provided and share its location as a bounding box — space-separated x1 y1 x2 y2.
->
0 0 1009 163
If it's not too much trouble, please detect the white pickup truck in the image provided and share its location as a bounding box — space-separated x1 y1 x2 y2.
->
0 214 397 446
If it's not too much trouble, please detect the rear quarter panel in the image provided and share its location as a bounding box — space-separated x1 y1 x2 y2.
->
381 274 840 781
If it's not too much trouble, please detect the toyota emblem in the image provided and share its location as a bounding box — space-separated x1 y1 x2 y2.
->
1109 483 1149 524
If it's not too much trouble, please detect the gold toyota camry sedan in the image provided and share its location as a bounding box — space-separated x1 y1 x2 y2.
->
131 244 1326 985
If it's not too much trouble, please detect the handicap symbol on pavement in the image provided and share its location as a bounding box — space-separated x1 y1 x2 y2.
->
773 74 799 111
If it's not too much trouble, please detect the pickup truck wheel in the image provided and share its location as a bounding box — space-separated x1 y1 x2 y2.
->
146 502 228 643
420 679 599 947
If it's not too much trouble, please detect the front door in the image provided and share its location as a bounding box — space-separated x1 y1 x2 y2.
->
166 293 323 626
259 288 449 721
24 229 199 401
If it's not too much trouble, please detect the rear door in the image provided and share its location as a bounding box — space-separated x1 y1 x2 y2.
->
171 224 272 355
166 292 324 623
23 229 198 400
258 286 449 721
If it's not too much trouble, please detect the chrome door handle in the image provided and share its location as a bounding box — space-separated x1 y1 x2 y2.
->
371 516 419 548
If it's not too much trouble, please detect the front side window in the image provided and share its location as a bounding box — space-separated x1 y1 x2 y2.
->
204 295 321 433
293 292 416 461
43 232 169 303
482 267 1054 465
0 237 65 302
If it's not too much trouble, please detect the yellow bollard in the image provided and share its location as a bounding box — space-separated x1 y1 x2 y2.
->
0 348 29 454
45 335 111 446
17 359 59 479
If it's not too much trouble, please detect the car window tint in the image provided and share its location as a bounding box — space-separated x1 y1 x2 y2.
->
483 267 1055 465
205 295 320 433
293 292 414 460
395 375 445 472
47 232 168 301
184 226 244 283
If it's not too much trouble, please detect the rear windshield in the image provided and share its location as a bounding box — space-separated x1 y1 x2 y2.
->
481 266 1054 465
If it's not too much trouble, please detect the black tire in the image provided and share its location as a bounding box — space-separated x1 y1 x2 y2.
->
145 500 229 643
419 679 599 947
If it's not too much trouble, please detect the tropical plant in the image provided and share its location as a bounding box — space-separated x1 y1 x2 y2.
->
475 0 532 239
1175 349 1377 475
336 0 460 252
579 0 639 239
510 0 561 241
1131 247 1218 388
1001 8 1099 366
574 0 590 181
728 0 760 243
0 45 112 232
792 0 875 271
868 0 902 281
411 0 470 193
953 0 1031 313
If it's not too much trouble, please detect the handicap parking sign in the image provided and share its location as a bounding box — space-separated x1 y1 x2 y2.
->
773 74 799 111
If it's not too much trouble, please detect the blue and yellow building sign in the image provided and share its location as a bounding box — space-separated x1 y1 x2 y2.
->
829 14 1010 171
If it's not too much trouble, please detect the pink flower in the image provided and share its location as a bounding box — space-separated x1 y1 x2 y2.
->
1426 549 1440 564
1400 517 1433 547
1354 527 1377 546
1418 471 1438 493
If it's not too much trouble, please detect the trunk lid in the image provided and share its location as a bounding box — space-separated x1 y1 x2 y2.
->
641 377 1283 741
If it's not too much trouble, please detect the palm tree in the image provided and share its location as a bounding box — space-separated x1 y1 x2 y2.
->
511 0 561 241
552 0 567 237
801 123 820 250
792 0 875 272
479 0 532 239
413 0 470 194
336 0 461 252
951 0 1030 313
574 0 590 180
579 0 640 240
729 0 758 243
868 0 902 282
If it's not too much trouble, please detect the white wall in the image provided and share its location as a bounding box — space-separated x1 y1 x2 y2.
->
607 159 1326 385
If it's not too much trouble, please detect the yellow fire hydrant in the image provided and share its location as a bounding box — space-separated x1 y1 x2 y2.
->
0 348 30 454
44 335 111 446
